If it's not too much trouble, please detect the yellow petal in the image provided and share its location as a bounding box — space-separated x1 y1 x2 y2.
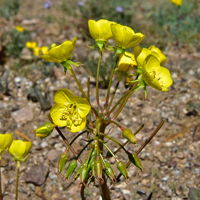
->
118 52 136 72
0 133 13 152
75 97 91 118
9 140 26 159
134 47 151 67
40 46 49 55
111 24 124 47
69 117 87 132
54 89 75 104
88 20 100 40
149 45 167 65
50 104 67 127
157 67 173 88
40 55 59 62
22 142 32 158
48 38 76 61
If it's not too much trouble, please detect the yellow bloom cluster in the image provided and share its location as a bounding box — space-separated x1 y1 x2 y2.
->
0 134 32 162
26 41 49 56
50 89 91 132
171 0 182 6
16 26 24 32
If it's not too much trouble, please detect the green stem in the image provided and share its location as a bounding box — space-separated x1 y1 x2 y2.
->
96 50 103 112
106 90 131 118
104 56 119 111
111 83 139 121
107 74 123 111
99 133 128 154
70 68 98 117
99 139 118 162
0 155 2 200
106 124 144 158
15 161 20 200
87 77 91 124
102 120 123 130
116 120 164 181
76 139 93 160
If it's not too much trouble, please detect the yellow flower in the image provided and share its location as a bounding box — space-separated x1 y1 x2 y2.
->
40 37 77 63
50 89 91 132
171 0 182 6
88 19 116 42
40 46 49 55
16 26 24 32
142 55 173 91
134 45 167 67
111 24 145 49
118 52 137 73
0 133 13 154
26 41 37 49
9 140 32 162
33 47 41 56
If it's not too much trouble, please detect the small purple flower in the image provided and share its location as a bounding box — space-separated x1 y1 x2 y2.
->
116 6 123 13
43 1 52 9
78 1 85 6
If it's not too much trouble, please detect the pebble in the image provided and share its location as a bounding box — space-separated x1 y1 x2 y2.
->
40 141 48 148
136 189 146 196
25 164 49 186
47 149 60 163
11 106 34 124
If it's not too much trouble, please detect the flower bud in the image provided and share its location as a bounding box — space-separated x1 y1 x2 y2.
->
66 160 77 179
0 133 13 154
35 122 56 139
117 161 129 180
94 160 103 181
104 161 116 183
9 140 32 162
74 162 87 180
122 129 137 144
80 165 91 183
128 153 143 171
58 152 69 173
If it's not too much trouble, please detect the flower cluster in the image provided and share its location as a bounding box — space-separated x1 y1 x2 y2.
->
26 41 49 56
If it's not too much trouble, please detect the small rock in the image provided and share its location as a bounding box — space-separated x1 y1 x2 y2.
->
47 149 60 163
136 189 146 196
25 164 49 186
167 160 177 168
40 141 48 148
11 106 33 125
177 152 185 159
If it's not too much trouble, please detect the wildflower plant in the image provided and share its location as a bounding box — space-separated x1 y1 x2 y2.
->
35 19 173 199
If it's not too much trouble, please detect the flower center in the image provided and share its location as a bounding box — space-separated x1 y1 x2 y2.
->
60 103 83 130
149 69 164 87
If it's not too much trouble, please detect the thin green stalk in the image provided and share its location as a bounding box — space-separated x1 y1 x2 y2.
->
105 124 144 158
111 91 132 121
99 139 118 162
107 74 123 111
99 133 128 154
116 120 164 181
76 139 93 160
96 50 103 112
87 77 91 124
70 68 98 117
106 90 131 118
0 155 2 200
104 56 119 111
102 120 123 130
15 161 20 200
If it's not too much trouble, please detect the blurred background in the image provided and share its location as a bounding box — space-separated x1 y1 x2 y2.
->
0 0 200 199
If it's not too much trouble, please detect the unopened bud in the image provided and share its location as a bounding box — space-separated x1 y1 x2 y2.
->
122 129 137 144
66 160 77 179
104 161 116 183
94 160 103 182
128 153 143 171
117 161 129 180
51 43 56 48
58 152 69 173
80 165 91 183
35 122 56 139
74 162 86 180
